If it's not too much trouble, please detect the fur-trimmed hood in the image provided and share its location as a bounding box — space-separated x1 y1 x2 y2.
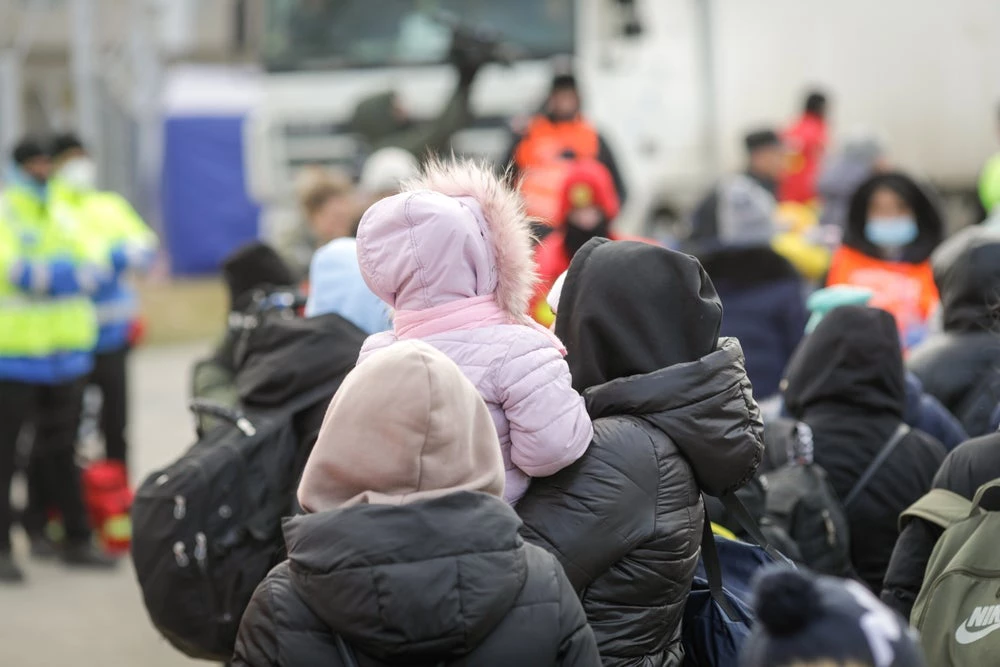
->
355 158 536 320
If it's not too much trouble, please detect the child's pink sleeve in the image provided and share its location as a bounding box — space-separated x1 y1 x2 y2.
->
496 331 594 478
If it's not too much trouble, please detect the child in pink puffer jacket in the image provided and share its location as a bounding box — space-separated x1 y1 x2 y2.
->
354 158 593 504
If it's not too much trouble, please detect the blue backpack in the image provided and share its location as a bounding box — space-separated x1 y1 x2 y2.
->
682 494 792 667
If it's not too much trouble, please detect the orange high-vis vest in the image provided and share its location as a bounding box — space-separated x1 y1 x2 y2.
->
826 246 938 337
514 116 600 224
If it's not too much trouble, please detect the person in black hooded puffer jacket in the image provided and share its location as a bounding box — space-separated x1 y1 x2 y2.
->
908 225 1000 437
517 239 765 666
782 306 947 593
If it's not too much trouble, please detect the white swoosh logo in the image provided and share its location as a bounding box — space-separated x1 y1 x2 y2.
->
955 621 1000 645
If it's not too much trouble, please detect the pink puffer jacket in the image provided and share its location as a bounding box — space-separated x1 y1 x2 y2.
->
355 158 593 504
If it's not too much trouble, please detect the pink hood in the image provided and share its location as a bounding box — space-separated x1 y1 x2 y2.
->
356 158 537 321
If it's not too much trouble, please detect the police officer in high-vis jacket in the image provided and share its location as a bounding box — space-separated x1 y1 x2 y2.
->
49 134 157 472
0 139 116 582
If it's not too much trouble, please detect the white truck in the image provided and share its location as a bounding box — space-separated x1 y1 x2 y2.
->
245 0 1000 239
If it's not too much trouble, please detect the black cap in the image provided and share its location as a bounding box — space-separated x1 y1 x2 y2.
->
805 90 828 116
222 242 297 311
744 129 782 153
12 138 47 166
50 133 86 160
551 73 578 92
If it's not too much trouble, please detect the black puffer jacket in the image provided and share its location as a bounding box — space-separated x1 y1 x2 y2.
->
232 492 599 667
881 432 1000 619
783 306 947 593
908 226 1000 437
518 239 764 666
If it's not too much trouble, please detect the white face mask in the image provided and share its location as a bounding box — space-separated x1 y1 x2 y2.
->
58 157 98 191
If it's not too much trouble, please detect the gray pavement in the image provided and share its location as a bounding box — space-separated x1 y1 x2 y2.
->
0 342 212 667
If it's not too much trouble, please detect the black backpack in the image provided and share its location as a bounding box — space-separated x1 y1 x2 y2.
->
759 420 853 577
131 380 338 661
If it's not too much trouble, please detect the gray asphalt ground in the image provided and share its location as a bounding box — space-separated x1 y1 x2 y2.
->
0 342 212 667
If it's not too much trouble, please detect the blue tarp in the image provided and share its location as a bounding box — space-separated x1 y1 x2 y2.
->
162 115 259 275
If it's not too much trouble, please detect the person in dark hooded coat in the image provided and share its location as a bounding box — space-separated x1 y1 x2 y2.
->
825 172 945 349
782 306 947 593
881 431 1000 620
233 342 600 667
907 226 1000 437
517 238 765 666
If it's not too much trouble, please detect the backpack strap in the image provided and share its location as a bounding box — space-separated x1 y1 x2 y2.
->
700 496 739 622
335 635 359 667
844 423 910 510
899 489 973 532
971 478 1000 514
719 492 795 567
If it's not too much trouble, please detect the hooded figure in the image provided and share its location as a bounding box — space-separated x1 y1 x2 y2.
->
783 306 947 592
826 172 945 348
517 239 764 666
882 431 1000 620
693 175 808 399
907 225 1000 437
233 342 600 667
356 158 593 505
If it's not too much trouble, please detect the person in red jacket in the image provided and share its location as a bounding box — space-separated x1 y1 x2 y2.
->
780 90 830 204
532 159 624 324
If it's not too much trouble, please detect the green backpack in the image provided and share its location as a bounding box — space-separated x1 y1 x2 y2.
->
904 479 1000 666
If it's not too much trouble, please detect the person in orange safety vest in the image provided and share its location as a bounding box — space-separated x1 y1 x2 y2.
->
826 172 945 350
503 73 626 236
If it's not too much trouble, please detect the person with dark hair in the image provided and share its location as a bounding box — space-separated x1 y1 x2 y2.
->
826 172 945 349
48 133 158 472
690 128 786 242
780 89 830 203
907 225 1000 437
190 242 299 433
782 306 947 593
518 239 764 664
503 72 626 229
0 138 116 580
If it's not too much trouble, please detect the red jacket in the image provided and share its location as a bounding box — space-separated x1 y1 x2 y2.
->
780 113 827 203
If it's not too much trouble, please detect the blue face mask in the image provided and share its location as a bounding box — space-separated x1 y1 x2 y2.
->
865 216 918 248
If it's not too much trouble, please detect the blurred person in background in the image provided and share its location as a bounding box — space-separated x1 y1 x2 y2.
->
804 287 967 451
190 242 298 434
357 146 420 206
531 159 627 325
780 90 830 204
978 103 1000 219
782 306 947 593
907 225 1000 437
278 168 359 279
692 174 807 410
48 134 158 473
826 172 945 349
690 129 785 241
504 73 626 229
817 132 889 229
0 139 116 580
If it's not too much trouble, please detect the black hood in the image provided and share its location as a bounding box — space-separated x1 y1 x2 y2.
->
931 225 1000 333
555 238 723 392
843 172 944 264
698 245 800 289
784 306 905 419
556 238 762 495
282 492 528 662
235 313 366 407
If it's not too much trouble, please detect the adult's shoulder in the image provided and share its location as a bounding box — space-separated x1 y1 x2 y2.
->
933 432 1000 499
